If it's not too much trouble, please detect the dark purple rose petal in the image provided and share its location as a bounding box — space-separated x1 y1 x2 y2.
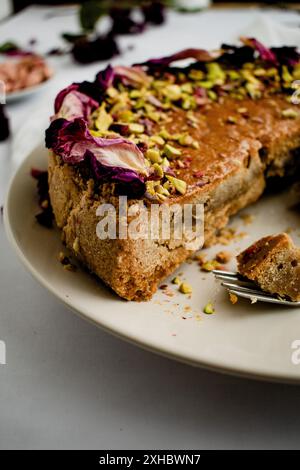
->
137 48 222 68
71 34 119 64
240 37 278 65
142 2 166 25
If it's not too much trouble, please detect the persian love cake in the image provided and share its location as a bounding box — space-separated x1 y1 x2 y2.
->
46 38 300 300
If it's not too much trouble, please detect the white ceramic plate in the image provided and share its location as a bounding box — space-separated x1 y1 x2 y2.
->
5 77 52 103
5 145 300 383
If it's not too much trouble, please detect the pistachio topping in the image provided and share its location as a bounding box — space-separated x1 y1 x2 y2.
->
281 108 299 119
179 282 192 294
203 302 215 314
163 144 182 159
146 148 162 163
166 175 187 195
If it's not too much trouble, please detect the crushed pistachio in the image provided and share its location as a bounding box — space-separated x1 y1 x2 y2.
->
128 123 144 134
189 69 205 81
178 134 193 146
181 82 193 94
163 84 182 101
201 260 220 272
163 144 182 159
149 135 165 146
172 276 181 285
146 148 162 163
93 103 113 132
206 62 226 86
281 108 299 119
152 163 164 178
203 302 215 314
166 175 187 195
179 282 192 294
282 65 293 84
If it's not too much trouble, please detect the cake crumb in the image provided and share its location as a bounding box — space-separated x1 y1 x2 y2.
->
58 251 77 271
240 213 254 225
229 292 238 304
194 253 206 266
216 250 231 264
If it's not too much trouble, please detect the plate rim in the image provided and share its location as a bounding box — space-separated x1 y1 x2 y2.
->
5 75 53 103
4 146 300 385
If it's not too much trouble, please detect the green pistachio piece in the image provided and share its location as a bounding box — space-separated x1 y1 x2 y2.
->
164 144 182 159
152 163 164 178
281 108 299 119
189 69 205 81
227 70 240 81
181 82 193 94
203 302 214 314
197 80 214 89
106 87 118 98
149 135 165 146
147 111 161 123
207 90 217 101
155 184 170 196
94 104 113 132
253 68 267 77
159 128 171 140
118 110 134 123
206 62 226 85
179 282 192 294
161 157 170 169
172 276 181 285
178 134 193 146
293 64 300 80
129 89 143 98
282 65 293 83
163 84 182 101
146 148 162 163
245 82 261 99
166 175 187 195
128 123 144 134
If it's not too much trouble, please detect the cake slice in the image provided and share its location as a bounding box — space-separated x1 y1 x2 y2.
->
237 233 300 301
46 38 300 300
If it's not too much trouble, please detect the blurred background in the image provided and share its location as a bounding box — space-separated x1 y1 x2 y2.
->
0 1 298 19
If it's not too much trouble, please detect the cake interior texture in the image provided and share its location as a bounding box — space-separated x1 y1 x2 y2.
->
237 233 300 301
46 39 300 300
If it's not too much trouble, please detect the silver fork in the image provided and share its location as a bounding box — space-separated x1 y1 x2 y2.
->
212 270 300 307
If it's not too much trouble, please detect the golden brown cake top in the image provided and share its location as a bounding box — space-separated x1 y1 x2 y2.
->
45 38 300 200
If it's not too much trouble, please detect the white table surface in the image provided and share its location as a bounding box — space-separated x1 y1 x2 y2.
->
2 5 300 450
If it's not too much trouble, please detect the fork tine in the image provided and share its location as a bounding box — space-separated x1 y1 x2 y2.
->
214 273 255 284
221 281 274 297
227 288 280 304
227 288 300 307
212 270 238 278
